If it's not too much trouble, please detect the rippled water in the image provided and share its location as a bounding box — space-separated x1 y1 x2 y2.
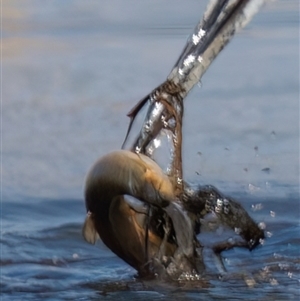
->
2 1 299 300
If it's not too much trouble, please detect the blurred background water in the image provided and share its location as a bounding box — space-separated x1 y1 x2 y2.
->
1 0 299 300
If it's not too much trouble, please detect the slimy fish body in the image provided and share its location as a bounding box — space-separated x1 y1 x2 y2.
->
83 150 193 275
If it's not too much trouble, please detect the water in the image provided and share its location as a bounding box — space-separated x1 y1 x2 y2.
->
1 0 299 300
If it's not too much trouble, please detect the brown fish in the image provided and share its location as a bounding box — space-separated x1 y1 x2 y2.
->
83 150 194 276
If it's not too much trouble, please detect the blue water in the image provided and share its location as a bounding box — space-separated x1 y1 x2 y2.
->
1 1 299 300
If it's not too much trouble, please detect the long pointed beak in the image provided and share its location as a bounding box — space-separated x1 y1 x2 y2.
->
123 0 266 155
168 0 266 95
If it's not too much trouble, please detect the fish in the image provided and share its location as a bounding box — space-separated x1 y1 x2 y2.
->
83 150 194 276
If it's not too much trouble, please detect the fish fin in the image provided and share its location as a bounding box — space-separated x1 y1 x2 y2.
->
82 213 99 244
165 202 194 258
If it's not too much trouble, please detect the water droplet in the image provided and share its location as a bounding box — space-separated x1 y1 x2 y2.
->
153 138 161 148
223 199 230 214
249 239 255 248
52 256 58 265
205 200 211 212
166 167 172 174
262 266 270 272
261 167 271 174
227 237 234 243
172 134 178 144
184 272 190 281
215 199 223 213
258 222 266 230
266 231 273 237
224 258 230 264
273 253 281 259
252 203 263 211
278 263 289 270
146 146 153 156
271 130 276 138
245 276 256 288
224 207 230 214
265 181 271 189
161 115 168 128
235 227 241 235
183 54 195 67
269 278 278 286
167 117 176 129
248 183 261 193
217 199 223 206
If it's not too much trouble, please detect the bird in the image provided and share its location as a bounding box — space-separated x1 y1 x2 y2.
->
83 0 266 279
